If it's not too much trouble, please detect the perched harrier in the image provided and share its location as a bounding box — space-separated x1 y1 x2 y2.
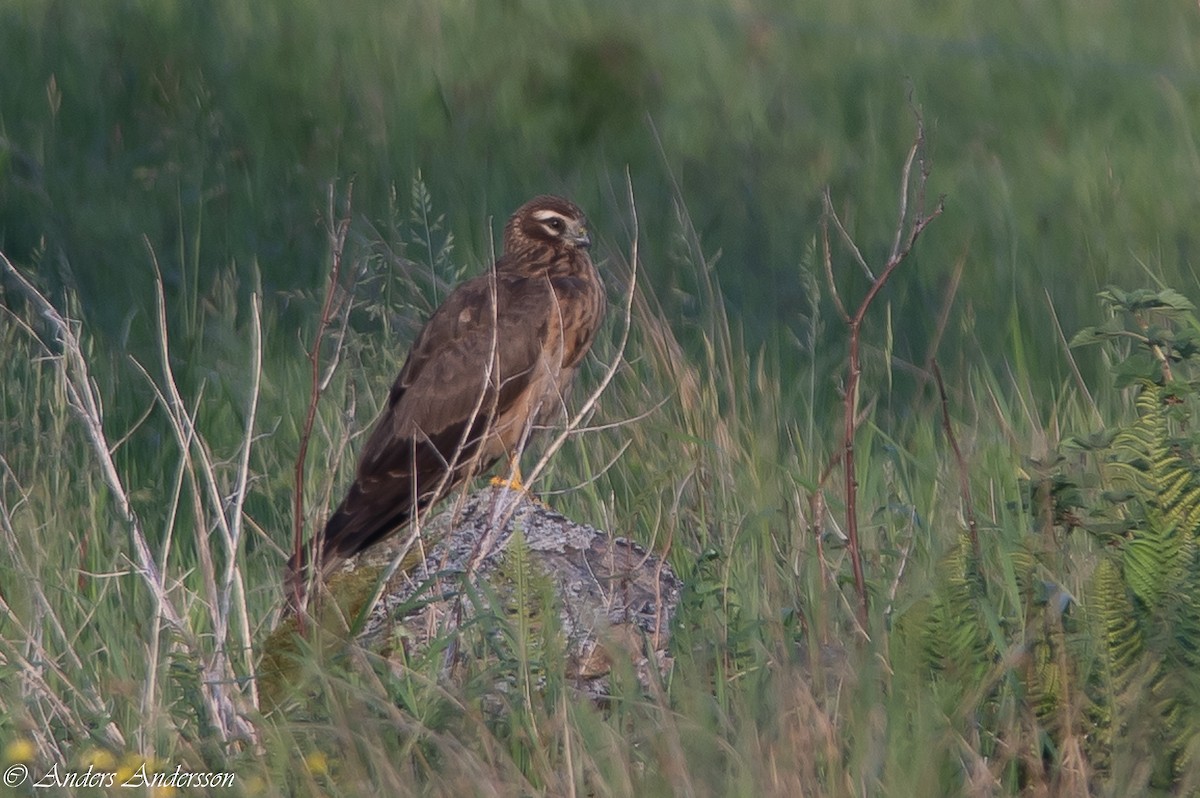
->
287 195 604 605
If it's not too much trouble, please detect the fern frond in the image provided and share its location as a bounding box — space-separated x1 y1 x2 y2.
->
1089 556 1142 695
1088 381 1200 783
919 533 994 679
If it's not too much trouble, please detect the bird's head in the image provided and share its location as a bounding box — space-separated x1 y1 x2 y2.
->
503 195 592 261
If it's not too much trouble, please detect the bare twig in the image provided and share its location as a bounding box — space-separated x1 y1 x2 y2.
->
889 142 919 263
820 114 945 627
918 244 968 391
140 244 260 740
0 252 182 631
823 187 875 283
227 289 263 708
291 182 353 616
1 249 259 744
143 246 223 630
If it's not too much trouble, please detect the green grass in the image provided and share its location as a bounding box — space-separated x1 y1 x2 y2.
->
4 0 1200 386
4 0 1200 795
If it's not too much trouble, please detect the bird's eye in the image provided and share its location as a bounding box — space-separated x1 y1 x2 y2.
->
546 218 564 232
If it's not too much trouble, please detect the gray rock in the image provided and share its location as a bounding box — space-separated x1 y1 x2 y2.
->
342 485 681 699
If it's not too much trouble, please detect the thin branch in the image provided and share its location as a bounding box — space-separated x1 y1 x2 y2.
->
143 247 223 633
822 188 875 283
291 182 353 616
840 321 868 627
820 112 945 629
226 288 262 709
889 142 919 263
141 245 258 742
918 244 968 392
540 439 633 495
0 251 182 630
2 249 258 744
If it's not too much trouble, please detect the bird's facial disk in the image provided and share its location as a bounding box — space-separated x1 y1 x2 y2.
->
533 209 591 250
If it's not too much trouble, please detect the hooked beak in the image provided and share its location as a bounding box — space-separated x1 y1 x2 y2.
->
571 226 592 250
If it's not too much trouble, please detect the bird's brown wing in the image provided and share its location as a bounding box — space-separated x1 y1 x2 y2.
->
315 269 555 567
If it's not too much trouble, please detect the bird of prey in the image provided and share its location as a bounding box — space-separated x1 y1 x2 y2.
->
287 195 604 606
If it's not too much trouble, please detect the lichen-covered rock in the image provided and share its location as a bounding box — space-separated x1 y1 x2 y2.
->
329 485 680 699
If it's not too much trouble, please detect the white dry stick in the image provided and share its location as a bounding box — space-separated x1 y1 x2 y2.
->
0 252 182 630
150 255 261 740
2 252 197 751
2 251 257 744
888 141 919 263
130 355 220 632
138 384 191 750
225 291 262 709
145 245 227 634
140 246 260 736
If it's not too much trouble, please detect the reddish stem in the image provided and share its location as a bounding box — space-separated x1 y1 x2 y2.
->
291 184 352 615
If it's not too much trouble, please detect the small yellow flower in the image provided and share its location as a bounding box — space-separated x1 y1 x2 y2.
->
150 785 176 798
304 751 329 776
79 747 116 771
3 737 35 764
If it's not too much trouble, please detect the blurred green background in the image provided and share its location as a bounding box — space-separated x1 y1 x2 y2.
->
3 0 1199 392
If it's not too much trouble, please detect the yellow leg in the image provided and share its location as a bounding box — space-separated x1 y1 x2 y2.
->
489 458 526 491
489 459 549 506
